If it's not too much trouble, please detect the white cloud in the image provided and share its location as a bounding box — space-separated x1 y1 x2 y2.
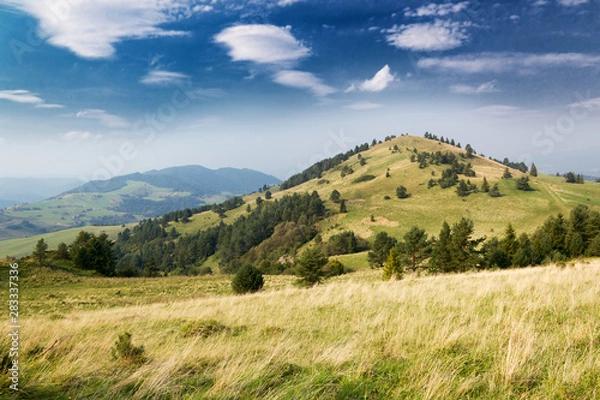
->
418 52 600 73
0 89 43 104
557 0 588 6
76 109 129 128
344 84 357 93
344 101 383 110
450 80 499 94
359 65 395 92
387 20 468 51
140 70 189 86
568 97 600 110
404 2 469 17
35 103 65 108
192 4 213 12
277 0 304 5
215 24 310 64
273 70 335 96
0 0 195 59
474 105 522 117
63 131 99 142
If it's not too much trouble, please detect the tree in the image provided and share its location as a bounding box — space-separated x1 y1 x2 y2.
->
488 183 501 197
516 176 532 191
231 264 264 294
456 180 470 197
265 190 272 200
382 248 403 280
339 199 347 213
448 218 483 273
530 163 538 177
429 221 452 273
296 247 328 287
502 224 518 261
481 177 490 193
565 172 576 183
56 242 70 260
33 238 48 266
465 144 474 158
330 189 341 203
70 231 116 276
396 185 410 199
502 168 512 179
398 226 431 271
368 232 398 268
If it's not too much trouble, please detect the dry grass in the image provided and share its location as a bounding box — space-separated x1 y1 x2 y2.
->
6 260 600 399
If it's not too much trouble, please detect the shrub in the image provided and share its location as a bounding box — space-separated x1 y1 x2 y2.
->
231 264 264 294
352 174 376 184
197 266 213 276
111 332 145 365
323 259 346 277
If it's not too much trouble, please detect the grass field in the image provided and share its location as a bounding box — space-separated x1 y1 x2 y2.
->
2 259 600 399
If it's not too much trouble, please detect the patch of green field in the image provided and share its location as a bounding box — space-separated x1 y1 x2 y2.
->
0 225 128 258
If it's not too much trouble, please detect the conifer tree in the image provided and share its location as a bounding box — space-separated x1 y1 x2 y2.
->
488 183 501 197
382 248 403 280
429 221 453 273
296 247 328 287
339 199 347 213
502 168 512 179
481 176 490 192
33 238 48 266
399 226 431 271
530 163 538 177
502 223 518 261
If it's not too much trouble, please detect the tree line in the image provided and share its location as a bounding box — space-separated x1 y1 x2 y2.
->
368 204 600 279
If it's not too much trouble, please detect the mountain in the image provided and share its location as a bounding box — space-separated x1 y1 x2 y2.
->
0 177 81 208
3 135 600 260
0 165 280 241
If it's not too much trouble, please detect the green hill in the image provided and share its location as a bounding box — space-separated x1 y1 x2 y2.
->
171 135 600 247
0 165 280 241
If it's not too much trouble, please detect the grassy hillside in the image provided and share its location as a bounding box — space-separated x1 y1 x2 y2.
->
0 225 133 258
3 259 600 398
268 135 600 241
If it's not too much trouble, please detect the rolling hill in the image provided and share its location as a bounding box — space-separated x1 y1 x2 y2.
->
3 135 599 262
172 135 600 244
0 165 280 242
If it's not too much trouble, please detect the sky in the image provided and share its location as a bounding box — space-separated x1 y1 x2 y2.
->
0 0 599 182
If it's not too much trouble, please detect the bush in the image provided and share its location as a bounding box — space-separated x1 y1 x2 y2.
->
323 259 345 277
197 266 213 276
111 332 145 365
353 174 376 184
231 264 264 294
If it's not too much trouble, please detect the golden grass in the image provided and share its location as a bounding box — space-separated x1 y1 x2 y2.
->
11 260 600 399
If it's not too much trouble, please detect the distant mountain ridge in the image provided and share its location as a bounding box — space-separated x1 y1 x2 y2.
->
0 165 280 241
65 165 280 197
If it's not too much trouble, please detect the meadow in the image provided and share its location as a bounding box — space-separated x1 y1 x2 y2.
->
2 259 599 399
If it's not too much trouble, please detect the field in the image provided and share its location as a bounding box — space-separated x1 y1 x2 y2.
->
2 259 600 399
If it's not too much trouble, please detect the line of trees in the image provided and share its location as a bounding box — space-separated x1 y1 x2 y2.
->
369 204 600 278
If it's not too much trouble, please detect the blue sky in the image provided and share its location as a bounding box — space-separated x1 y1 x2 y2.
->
0 0 599 181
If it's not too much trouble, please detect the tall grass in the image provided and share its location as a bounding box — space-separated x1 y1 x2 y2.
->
6 261 600 399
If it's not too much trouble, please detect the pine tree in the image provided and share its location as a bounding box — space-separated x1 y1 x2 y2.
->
396 185 410 199
488 183 501 197
399 226 430 271
429 221 453 273
448 218 483 272
516 176 532 191
502 223 518 262
33 238 48 266
56 242 69 260
339 199 347 213
231 264 264 294
368 232 398 268
481 177 490 193
530 163 538 177
296 248 328 287
330 189 341 203
382 248 403 280
502 168 512 179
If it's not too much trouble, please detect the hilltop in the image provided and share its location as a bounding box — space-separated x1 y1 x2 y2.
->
0 165 280 242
